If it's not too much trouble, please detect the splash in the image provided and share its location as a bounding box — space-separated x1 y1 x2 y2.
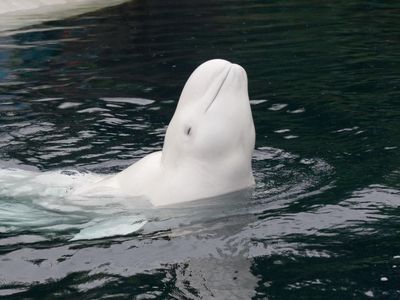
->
0 168 148 240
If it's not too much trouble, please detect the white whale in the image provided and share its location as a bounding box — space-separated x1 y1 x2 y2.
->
0 0 130 33
76 59 255 206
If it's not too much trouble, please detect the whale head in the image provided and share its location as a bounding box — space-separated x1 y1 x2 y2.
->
161 59 255 188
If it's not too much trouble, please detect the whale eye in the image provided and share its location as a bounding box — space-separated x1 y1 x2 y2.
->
186 127 192 136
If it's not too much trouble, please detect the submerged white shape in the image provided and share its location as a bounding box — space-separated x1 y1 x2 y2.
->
75 59 256 206
0 0 130 33
0 167 150 239
70 216 147 241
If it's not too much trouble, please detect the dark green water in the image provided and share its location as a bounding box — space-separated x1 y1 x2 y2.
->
0 0 400 298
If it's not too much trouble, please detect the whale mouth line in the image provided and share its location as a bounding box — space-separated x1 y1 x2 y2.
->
204 64 232 113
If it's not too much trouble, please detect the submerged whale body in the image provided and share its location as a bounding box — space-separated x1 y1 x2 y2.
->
0 0 130 32
76 59 256 206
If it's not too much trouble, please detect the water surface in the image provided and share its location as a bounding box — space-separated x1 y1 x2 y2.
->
0 0 400 298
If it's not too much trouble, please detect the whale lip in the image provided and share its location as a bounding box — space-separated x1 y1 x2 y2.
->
203 62 245 114
205 64 233 113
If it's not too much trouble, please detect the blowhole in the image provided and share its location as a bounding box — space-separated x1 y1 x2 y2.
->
186 127 192 135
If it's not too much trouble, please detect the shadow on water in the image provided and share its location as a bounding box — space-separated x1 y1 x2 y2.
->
0 0 400 298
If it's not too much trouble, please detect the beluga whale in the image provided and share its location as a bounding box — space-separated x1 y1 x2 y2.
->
75 59 255 206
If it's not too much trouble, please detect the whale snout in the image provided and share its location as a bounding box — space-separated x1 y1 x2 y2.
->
229 63 247 86
200 61 248 115
198 59 246 79
231 63 246 74
200 59 245 75
176 59 249 115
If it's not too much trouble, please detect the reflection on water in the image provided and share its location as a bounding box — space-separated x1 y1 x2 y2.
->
0 0 400 298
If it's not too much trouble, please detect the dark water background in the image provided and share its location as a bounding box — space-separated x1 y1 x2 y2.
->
0 0 400 298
